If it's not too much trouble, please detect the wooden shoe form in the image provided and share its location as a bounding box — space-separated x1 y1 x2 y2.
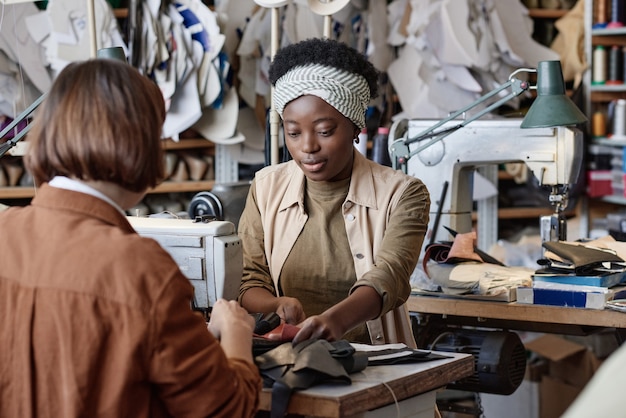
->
182 152 209 181
170 159 189 182
4 161 23 187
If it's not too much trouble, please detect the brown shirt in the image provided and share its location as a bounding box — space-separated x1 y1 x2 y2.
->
0 184 260 418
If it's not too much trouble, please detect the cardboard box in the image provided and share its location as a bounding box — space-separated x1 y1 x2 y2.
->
517 286 614 310
526 335 601 387
538 375 582 418
526 335 601 418
517 284 626 310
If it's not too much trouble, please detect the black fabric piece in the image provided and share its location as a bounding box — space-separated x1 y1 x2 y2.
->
251 312 285 357
542 241 624 266
269 381 293 418
535 264 622 276
359 348 450 366
252 338 284 357
255 339 368 418
253 312 281 335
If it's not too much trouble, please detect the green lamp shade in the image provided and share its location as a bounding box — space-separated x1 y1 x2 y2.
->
520 60 588 129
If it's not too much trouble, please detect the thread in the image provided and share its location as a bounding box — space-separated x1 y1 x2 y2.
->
593 45 607 84
593 111 607 138
623 46 626 82
607 45 623 84
371 126 392 167
381 381 400 418
595 0 608 28
608 0 624 28
612 99 626 139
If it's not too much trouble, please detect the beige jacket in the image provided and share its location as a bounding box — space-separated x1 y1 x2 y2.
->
243 151 430 347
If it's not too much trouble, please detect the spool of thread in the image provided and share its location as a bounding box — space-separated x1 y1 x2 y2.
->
593 45 607 84
593 111 607 138
595 0 608 28
612 99 626 139
607 45 623 84
608 0 624 28
623 46 626 82
371 126 392 167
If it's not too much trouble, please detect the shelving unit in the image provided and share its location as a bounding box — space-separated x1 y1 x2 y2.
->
584 26 626 116
0 3 240 208
584 0 626 118
527 8 569 19
582 1 626 235
0 136 226 206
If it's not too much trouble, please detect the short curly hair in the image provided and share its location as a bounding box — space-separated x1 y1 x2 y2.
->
268 38 379 100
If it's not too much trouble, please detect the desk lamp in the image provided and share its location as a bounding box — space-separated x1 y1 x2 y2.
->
390 60 587 245
391 60 587 173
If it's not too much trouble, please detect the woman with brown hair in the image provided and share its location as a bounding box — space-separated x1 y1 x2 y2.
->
0 58 260 418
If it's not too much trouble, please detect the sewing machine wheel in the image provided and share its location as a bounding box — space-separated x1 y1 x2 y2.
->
188 191 223 221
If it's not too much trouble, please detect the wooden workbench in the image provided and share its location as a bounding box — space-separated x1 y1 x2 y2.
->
257 351 473 417
407 293 626 346
407 294 626 328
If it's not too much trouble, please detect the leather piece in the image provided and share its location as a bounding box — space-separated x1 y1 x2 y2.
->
255 339 368 418
263 323 301 342
543 241 625 267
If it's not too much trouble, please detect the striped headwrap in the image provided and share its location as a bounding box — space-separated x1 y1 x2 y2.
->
273 63 370 129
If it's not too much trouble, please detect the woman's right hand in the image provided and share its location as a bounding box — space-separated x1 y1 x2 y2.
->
275 296 306 325
208 299 255 340
208 299 256 362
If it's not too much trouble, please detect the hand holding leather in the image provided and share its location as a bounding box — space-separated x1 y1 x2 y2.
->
293 314 343 344
208 299 255 339
275 296 306 325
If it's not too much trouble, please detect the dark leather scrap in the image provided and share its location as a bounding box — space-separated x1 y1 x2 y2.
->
542 241 625 266
255 339 368 418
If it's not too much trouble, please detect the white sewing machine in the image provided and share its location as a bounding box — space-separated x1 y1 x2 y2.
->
127 216 242 310
390 118 584 249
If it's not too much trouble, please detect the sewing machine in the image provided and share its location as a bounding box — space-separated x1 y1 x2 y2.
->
390 118 584 247
127 216 242 310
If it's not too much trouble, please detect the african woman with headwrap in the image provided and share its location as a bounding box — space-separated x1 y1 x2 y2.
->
238 38 430 346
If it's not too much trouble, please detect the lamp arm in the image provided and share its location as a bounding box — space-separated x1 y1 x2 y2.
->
0 93 46 158
0 123 33 158
407 78 530 159
391 76 531 172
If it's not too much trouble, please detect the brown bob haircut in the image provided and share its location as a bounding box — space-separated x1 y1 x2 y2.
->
25 59 166 193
